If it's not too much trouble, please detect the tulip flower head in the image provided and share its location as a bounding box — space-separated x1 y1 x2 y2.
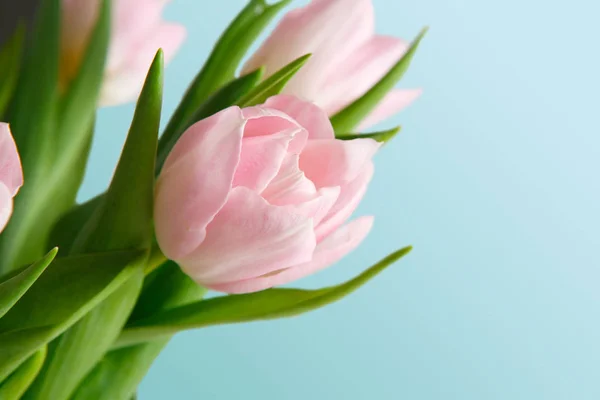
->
155 96 378 293
0 124 23 233
242 0 421 129
61 0 186 106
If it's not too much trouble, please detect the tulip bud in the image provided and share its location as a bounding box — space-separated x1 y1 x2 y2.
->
61 0 186 106
155 95 378 293
242 0 421 129
0 123 23 232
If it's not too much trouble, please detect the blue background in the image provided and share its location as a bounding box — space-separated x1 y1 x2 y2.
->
81 0 600 398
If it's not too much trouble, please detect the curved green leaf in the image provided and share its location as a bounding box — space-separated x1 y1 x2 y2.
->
161 0 291 154
336 126 401 144
0 248 57 319
0 346 46 400
0 250 145 382
113 247 413 348
330 27 428 133
237 54 311 107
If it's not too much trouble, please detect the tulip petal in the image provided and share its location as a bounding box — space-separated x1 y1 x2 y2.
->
180 187 316 286
233 130 298 192
263 95 335 140
299 138 379 188
242 0 374 102
357 88 423 130
319 36 409 115
315 162 374 241
155 107 245 260
0 123 23 196
287 186 341 227
210 216 374 294
241 106 307 152
0 182 13 233
262 153 318 205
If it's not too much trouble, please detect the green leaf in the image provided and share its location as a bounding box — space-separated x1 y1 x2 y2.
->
336 126 401 144
237 54 311 107
113 247 413 348
160 0 290 155
156 67 264 174
0 0 110 272
0 347 46 400
72 263 206 400
0 24 25 118
0 0 61 274
0 248 57 319
0 250 145 382
330 27 428 133
23 270 144 400
72 49 163 253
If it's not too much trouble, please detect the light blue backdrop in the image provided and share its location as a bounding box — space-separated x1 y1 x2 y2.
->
82 0 600 398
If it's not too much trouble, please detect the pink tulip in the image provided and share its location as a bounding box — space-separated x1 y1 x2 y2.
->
155 95 378 293
61 0 186 106
0 124 23 233
242 0 421 130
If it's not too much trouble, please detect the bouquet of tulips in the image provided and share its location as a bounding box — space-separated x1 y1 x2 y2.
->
0 0 425 398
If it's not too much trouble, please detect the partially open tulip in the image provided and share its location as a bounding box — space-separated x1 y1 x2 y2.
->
242 0 421 129
155 95 378 293
0 124 23 233
61 0 186 106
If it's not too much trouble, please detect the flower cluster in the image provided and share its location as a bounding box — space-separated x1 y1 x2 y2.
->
0 0 424 397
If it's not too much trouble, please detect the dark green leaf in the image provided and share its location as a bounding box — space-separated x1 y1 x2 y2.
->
0 0 110 272
330 27 428 133
156 67 264 174
0 346 46 400
0 24 25 118
336 126 401 144
0 248 57 319
0 250 145 382
72 50 163 253
0 0 61 273
113 247 413 348
160 0 290 154
237 54 311 107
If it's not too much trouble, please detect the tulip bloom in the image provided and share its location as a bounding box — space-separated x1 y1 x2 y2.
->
0 124 23 233
155 96 378 293
242 0 421 129
61 0 186 106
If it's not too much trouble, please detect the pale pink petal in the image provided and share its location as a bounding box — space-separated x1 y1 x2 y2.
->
210 216 374 294
0 123 23 195
241 107 307 152
315 162 374 241
263 95 335 140
179 187 316 286
154 107 245 260
233 130 298 192
242 0 374 103
358 89 423 130
262 153 317 205
319 36 409 115
100 23 186 106
299 138 379 188
286 186 340 227
0 182 13 233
